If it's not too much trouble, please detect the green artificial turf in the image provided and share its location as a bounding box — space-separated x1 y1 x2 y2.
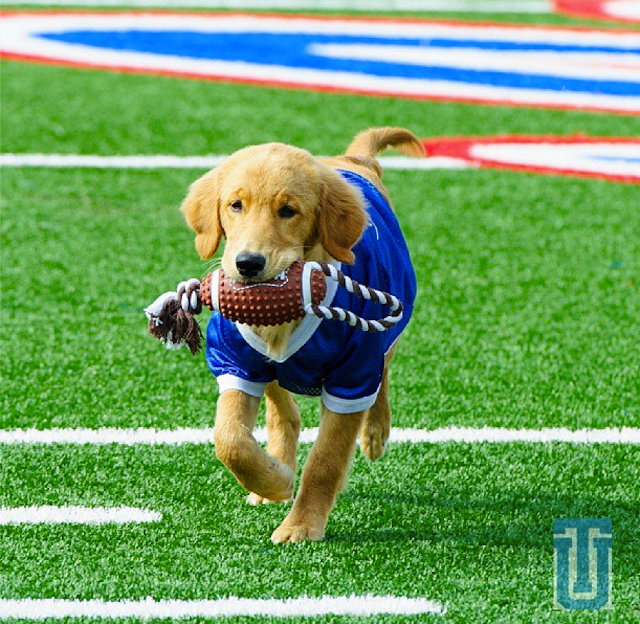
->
1 442 640 623
2 60 640 159
1 167 637 430
1 6 639 623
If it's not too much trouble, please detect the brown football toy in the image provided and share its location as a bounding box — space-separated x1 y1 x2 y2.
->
145 260 403 355
201 260 327 326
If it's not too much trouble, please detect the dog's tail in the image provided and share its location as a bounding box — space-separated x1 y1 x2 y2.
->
345 127 425 160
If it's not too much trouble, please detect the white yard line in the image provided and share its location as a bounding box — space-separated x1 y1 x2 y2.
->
0 153 470 171
0 596 446 619
1 426 639 445
0 0 551 13
0 154 229 169
0 506 162 525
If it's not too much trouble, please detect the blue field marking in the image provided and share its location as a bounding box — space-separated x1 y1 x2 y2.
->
39 31 640 56
2 13 640 112
591 154 640 163
38 30 640 97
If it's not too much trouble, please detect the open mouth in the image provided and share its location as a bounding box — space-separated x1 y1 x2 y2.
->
231 267 290 289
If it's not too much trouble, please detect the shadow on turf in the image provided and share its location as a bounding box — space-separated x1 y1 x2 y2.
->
328 488 639 559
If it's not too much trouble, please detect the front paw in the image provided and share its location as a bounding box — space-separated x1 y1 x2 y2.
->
271 516 326 543
246 492 293 506
258 463 295 502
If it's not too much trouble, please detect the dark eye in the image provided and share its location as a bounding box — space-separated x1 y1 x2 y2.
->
278 205 297 219
230 200 243 212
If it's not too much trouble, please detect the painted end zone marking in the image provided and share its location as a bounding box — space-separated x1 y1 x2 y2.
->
1 12 638 115
422 135 640 183
0 595 447 619
1 426 639 445
0 506 162 525
556 0 640 23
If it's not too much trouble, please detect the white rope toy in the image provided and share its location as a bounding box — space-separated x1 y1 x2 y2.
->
301 261 403 332
144 278 203 352
144 262 404 357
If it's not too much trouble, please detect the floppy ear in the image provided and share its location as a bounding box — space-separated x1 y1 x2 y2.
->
318 168 368 264
180 169 223 259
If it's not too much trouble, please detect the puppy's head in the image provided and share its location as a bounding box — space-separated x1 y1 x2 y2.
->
181 143 367 282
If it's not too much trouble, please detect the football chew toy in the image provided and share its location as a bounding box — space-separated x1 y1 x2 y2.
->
145 261 403 355
201 260 327 326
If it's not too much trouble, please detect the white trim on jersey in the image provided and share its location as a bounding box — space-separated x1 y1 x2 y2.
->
235 259 342 363
321 386 382 414
216 374 269 398
215 374 382 414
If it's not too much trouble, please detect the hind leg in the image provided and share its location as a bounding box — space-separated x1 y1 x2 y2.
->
271 405 365 543
247 381 301 505
360 343 397 461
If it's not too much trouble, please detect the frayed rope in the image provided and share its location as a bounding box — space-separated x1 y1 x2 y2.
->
145 280 205 356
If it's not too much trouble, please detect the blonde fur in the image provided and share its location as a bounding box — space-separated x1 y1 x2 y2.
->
182 128 422 542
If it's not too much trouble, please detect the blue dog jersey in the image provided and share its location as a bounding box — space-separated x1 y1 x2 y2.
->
205 169 417 414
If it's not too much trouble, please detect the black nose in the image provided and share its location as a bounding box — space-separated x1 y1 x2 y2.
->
236 252 266 278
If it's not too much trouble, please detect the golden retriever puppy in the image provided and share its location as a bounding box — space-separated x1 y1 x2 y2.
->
181 127 423 543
